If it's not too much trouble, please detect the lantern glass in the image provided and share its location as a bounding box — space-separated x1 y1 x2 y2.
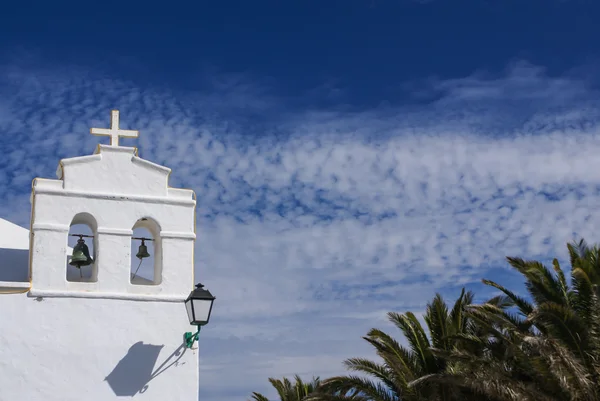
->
192 298 212 324
185 299 194 323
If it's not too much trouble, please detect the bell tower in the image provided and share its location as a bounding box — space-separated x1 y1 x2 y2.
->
29 110 196 300
0 110 201 401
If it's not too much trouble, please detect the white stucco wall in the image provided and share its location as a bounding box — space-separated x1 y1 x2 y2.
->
0 293 199 401
0 140 200 400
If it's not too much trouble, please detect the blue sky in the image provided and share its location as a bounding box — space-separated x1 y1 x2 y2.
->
2 0 600 400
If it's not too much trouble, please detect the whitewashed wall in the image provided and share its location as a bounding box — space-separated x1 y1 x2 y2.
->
0 294 199 401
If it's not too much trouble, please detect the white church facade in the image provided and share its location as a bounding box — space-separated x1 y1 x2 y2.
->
0 111 204 400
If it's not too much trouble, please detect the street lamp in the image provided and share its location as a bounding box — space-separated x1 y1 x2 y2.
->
183 283 215 348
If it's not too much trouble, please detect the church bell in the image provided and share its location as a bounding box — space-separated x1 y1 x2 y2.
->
69 238 93 268
136 238 150 259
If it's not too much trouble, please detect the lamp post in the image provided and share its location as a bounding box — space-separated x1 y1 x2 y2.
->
183 283 215 348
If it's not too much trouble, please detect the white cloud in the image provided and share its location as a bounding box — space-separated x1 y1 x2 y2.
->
1 57 600 400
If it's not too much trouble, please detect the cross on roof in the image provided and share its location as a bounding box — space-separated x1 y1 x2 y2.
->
90 110 139 146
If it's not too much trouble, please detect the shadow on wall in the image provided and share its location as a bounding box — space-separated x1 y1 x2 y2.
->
105 341 188 396
0 248 29 282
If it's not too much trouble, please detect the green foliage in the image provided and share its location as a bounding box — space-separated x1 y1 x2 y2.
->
251 239 600 401
410 238 600 400
307 289 479 401
250 375 322 401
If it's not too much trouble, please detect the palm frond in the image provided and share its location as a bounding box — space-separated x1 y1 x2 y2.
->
364 328 420 379
424 293 451 350
387 311 436 372
250 392 271 401
481 279 534 316
317 375 396 401
526 301 589 359
343 358 400 397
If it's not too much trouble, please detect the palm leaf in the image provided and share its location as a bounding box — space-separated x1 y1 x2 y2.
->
387 311 436 373
481 279 534 316
424 293 451 350
251 393 271 401
317 375 396 401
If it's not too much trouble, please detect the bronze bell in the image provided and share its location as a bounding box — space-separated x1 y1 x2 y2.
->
69 238 93 268
136 239 150 259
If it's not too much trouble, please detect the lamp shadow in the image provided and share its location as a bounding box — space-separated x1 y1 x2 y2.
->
105 341 188 397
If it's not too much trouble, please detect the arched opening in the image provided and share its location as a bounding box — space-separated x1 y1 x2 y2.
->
130 217 162 285
66 213 98 282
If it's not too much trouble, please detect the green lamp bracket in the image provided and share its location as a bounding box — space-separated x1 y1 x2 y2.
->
184 326 202 349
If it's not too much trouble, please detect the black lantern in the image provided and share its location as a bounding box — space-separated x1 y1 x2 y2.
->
183 283 215 348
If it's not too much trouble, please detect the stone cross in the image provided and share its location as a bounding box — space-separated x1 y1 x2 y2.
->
90 110 139 146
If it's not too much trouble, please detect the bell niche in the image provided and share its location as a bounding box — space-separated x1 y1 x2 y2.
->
29 110 196 301
130 217 162 286
66 213 98 283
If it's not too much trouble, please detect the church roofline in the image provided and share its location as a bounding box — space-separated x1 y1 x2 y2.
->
0 218 30 250
131 155 172 175
93 144 137 155
56 145 172 179
61 153 102 166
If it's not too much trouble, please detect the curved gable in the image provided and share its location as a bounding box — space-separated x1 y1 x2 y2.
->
59 145 171 197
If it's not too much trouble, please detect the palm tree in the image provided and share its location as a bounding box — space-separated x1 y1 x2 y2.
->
268 240 600 401
308 289 482 401
251 375 322 401
409 239 600 400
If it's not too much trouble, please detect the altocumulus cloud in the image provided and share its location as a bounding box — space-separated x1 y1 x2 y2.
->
1 59 600 400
